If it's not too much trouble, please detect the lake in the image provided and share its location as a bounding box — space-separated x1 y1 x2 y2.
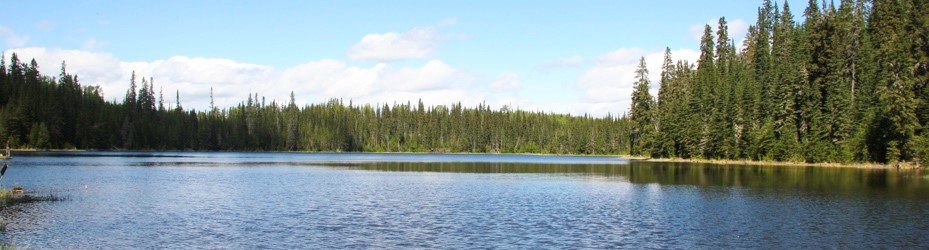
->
1 152 927 248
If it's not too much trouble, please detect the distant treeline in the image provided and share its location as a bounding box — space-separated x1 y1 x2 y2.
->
0 55 629 154
626 0 928 165
1 0 927 165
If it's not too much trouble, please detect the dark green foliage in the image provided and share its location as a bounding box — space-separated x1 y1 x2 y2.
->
655 48 677 158
629 57 656 156
643 0 926 164
866 0 923 162
27 122 49 149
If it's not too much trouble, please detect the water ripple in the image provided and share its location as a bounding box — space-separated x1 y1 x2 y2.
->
0 153 927 248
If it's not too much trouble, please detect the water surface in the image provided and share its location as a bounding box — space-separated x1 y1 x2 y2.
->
1 152 926 248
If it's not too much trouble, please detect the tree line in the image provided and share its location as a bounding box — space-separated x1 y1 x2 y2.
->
628 0 928 165
0 55 630 154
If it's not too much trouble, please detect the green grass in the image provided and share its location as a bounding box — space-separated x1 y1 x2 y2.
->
0 188 15 204
0 187 66 207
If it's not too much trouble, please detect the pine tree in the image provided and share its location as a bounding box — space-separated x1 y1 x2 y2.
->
694 24 720 158
715 17 738 158
158 87 165 112
729 48 753 159
139 77 151 112
286 91 299 151
769 1 802 161
0 53 6 106
629 57 655 156
125 71 138 110
869 0 921 162
121 71 138 149
756 0 775 119
909 0 929 165
674 60 698 158
798 0 831 162
716 18 732 77
848 0 879 162
175 90 183 111
655 48 676 157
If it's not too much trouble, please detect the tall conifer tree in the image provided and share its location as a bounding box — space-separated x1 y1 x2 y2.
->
629 57 655 156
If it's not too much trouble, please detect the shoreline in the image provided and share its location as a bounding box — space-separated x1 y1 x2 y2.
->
631 156 922 170
9 148 625 157
7 149 921 170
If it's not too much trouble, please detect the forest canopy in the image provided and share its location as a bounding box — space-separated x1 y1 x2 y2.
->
626 0 929 165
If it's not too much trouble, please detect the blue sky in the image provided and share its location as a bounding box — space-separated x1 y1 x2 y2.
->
1 1 805 116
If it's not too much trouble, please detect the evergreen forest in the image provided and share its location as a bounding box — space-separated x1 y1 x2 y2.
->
0 0 927 165
0 56 630 155
629 0 928 165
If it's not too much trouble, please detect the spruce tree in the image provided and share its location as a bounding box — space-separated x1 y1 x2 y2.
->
715 17 739 158
770 1 802 161
869 0 921 162
694 24 720 158
629 57 655 156
907 0 929 165
655 48 675 157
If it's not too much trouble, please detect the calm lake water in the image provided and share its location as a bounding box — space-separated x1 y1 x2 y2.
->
1 152 927 248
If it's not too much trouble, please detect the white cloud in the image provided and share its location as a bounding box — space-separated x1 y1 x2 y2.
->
347 18 457 62
281 59 382 98
81 38 109 50
382 60 459 92
596 47 646 66
490 72 522 91
0 25 29 47
730 19 751 50
575 48 699 117
6 47 490 111
8 48 123 92
729 19 749 39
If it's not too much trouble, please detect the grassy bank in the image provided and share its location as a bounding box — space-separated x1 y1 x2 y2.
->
0 187 65 207
623 156 923 169
0 188 16 205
